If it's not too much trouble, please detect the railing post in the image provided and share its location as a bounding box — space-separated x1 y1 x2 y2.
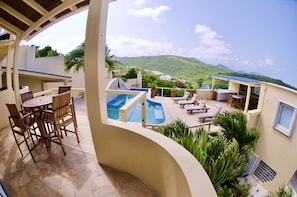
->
142 96 146 127
119 108 127 122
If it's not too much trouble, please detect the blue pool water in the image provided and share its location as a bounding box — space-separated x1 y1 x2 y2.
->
107 94 165 124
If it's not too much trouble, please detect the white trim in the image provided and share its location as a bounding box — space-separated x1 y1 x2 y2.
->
273 101 297 137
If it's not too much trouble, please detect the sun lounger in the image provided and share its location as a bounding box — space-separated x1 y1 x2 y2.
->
184 99 208 114
173 91 190 103
178 93 198 108
195 105 222 123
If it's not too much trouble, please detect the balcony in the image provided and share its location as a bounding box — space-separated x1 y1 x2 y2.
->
0 89 217 196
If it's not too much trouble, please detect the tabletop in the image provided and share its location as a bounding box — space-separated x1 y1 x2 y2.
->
22 95 53 108
232 95 245 99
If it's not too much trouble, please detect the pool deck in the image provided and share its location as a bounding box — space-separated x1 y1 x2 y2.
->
147 96 237 131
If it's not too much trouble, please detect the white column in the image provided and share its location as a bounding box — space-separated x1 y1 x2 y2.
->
13 36 21 108
84 0 111 129
137 71 142 88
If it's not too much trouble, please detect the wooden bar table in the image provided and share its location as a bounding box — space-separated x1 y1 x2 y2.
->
23 95 53 147
232 95 245 109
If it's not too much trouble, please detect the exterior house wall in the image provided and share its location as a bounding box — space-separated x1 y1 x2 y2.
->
229 81 240 93
19 45 65 74
0 88 15 129
126 78 139 88
197 89 212 100
19 77 43 93
253 82 297 192
18 45 85 93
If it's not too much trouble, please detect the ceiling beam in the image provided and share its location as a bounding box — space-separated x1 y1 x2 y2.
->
0 1 33 26
0 17 23 35
22 0 47 15
22 0 87 40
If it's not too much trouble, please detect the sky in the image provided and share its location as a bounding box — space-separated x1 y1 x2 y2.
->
23 0 297 88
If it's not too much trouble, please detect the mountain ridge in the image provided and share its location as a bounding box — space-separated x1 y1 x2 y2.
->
119 55 229 84
117 55 296 90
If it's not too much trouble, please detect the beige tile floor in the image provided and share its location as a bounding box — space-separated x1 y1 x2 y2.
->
0 98 160 197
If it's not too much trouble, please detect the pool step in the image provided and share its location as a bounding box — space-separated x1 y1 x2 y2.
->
154 110 164 120
112 100 123 107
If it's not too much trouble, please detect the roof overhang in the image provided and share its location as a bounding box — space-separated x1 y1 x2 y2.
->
212 74 261 87
2 66 71 82
0 0 90 41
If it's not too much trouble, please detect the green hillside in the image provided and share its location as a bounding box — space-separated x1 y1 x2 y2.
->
119 55 228 85
118 55 296 90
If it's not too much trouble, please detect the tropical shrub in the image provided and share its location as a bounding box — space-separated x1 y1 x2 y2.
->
231 179 251 197
217 185 234 197
156 115 260 196
157 122 248 187
269 185 293 197
157 119 192 139
213 111 260 153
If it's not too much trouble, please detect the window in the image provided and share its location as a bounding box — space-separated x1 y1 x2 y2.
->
245 152 258 174
273 101 297 137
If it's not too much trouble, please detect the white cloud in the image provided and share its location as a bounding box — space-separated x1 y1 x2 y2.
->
131 0 145 6
51 36 85 54
190 24 232 64
128 0 170 22
106 35 175 57
23 36 85 55
259 57 274 67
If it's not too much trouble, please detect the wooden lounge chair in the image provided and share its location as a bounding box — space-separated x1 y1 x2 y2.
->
172 91 190 103
195 105 222 123
178 93 198 108
184 99 208 114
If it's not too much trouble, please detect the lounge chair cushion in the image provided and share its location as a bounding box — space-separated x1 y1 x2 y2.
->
195 105 222 122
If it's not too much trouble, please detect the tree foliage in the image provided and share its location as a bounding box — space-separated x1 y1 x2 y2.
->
123 68 138 79
64 42 85 72
142 73 174 89
64 42 121 73
35 45 59 57
213 111 260 153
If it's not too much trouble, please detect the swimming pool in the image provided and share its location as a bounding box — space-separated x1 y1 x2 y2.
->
107 94 165 124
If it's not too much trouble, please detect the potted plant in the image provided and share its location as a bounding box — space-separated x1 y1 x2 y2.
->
170 88 177 97
212 84 219 100
148 82 158 98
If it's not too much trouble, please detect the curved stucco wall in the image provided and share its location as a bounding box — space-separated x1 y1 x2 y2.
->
92 120 217 197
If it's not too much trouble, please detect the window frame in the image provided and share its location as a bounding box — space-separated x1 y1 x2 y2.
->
273 101 297 137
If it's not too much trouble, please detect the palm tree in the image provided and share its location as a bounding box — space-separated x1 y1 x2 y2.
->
64 42 85 72
105 45 122 76
64 42 121 74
